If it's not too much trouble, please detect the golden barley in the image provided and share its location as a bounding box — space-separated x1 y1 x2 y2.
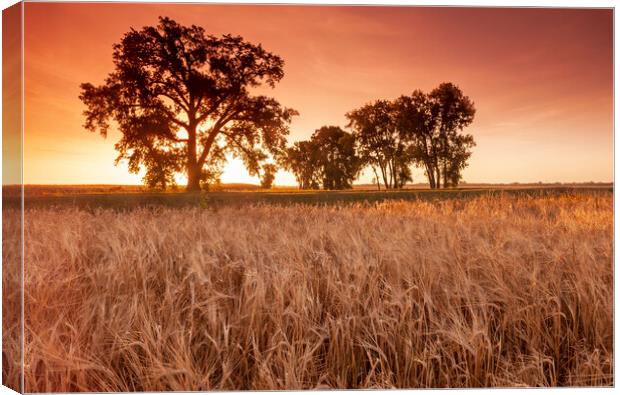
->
2 192 613 390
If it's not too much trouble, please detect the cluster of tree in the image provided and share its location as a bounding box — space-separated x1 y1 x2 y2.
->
282 84 476 190
80 17 475 192
347 84 476 189
279 126 361 190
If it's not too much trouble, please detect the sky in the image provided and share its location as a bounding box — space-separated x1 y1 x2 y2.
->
2 2 21 185
18 3 613 186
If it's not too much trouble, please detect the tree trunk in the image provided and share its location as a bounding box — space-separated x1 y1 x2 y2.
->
426 163 435 189
390 159 398 189
372 167 381 191
423 138 434 189
186 123 201 192
379 162 389 190
186 165 201 192
435 166 441 189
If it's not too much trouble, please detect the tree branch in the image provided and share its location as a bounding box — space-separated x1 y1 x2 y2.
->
195 93 233 124
220 130 257 159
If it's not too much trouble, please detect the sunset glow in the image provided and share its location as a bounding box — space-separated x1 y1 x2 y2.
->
22 3 613 185
4 4 615 391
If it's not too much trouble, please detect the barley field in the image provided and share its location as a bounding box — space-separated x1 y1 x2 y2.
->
2 191 613 391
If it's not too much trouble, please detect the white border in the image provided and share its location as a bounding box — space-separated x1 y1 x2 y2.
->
0 1 616 395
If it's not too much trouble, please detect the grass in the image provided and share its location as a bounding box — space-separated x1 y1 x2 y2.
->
2 189 614 390
1 184 613 210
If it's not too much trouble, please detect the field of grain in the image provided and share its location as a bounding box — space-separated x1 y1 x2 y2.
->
2 191 613 391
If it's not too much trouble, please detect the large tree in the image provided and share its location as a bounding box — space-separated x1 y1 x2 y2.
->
346 100 413 189
79 17 297 191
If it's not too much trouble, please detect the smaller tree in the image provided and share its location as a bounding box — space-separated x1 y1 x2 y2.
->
393 91 437 188
280 141 322 189
260 163 277 189
346 100 413 189
281 126 360 190
429 83 476 188
199 145 226 191
312 126 361 190
138 146 184 191
443 134 475 187
392 83 476 189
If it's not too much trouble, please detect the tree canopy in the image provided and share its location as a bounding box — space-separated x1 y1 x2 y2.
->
346 100 413 189
260 163 277 189
80 17 297 191
394 83 476 188
79 17 474 191
347 83 475 189
281 126 361 190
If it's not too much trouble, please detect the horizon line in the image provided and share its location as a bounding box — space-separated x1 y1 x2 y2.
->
3 181 615 187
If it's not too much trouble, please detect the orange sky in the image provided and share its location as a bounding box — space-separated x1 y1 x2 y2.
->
2 2 21 185
22 3 613 185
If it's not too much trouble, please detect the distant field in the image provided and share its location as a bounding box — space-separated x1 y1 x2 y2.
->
1 183 613 209
3 191 613 390
3 182 614 195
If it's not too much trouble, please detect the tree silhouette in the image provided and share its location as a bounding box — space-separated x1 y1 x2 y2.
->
79 17 297 191
388 83 476 189
281 140 322 190
346 101 413 189
442 133 475 187
260 163 277 189
393 90 437 188
281 126 360 190
313 126 361 190
429 83 476 188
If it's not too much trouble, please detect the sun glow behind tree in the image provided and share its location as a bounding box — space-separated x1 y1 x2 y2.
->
22 5 613 186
